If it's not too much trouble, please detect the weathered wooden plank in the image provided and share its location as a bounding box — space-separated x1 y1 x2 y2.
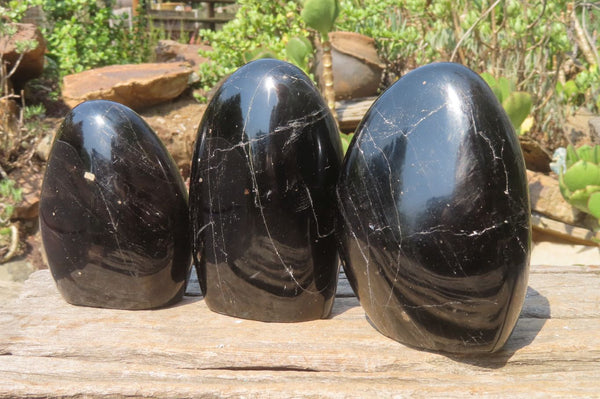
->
531 212 600 246
1 353 598 399
336 97 375 132
1 265 598 398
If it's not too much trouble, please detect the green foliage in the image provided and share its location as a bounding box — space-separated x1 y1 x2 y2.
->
336 0 596 141
300 0 340 41
0 179 22 225
23 104 46 119
337 0 429 75
340 132 354 154
7 0 153 79
0 19 39 98
480 72 532 135
559 145 600 221
197 0 307 91
286 36 313 73
556 64 600 113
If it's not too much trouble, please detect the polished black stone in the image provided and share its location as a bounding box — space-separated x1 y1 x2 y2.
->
39 100 191 310
190 59 343 322
336 62 531 353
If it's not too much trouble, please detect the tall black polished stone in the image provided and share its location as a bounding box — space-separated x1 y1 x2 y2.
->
336 63 531 353
40 100 191 309
190 59 343 322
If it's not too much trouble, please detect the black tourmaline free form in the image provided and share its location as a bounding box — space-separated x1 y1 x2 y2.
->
40 100 191 309
336 63 531 353
190 59 343 322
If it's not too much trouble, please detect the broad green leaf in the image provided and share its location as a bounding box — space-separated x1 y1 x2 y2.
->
587 192 600 219
562 80 578 99
480 72 497 88
576 145 593 163
286 37 313 70
565 144 579 168
243 47 278 63
479 73 504 101
340 133 353 154
562 160 600 191
568 188 594 211
502 91 532 131
301 0 340 39
497 76 512 103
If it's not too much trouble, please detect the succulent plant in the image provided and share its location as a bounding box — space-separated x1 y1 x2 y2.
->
480 72 532 135
300 0 340 120
285 36 313 73
300 0 340 42
558 144 600 220
340 132 353 154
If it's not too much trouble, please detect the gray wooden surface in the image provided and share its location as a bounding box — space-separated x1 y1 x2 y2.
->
1 264 599 398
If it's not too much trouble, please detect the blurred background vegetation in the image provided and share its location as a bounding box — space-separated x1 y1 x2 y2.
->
3 0 598 145
1 0 599 259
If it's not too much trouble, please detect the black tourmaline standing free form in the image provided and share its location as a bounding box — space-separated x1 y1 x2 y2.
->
336 63 531 353
190 59 343 322
40 100 191 309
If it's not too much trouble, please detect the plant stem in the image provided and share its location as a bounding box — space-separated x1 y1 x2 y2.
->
571 4 600 66
450 0 503 63
321 39 337 123
0 224 19 264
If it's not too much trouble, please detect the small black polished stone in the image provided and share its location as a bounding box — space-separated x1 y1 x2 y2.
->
190 59 343 322
336 63 531 353
40 100 191 310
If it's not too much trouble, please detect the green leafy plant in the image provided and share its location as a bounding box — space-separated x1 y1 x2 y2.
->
340 132 353 154
285 36 313 73
0 178 22 263
0 17 42 173
0 179 22 224
0 19 39 100
196 0 307 91
337 0 597 147
480 72 532 135
7 0 154 79
300 0 340 116
23 104 46 120
556 63 600 113
558 144 600 222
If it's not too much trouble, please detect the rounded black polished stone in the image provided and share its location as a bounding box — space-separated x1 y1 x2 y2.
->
190 59 343 322
40 100 191 309
336 63 531 353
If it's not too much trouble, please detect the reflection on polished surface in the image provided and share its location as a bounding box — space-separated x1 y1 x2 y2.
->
190 59 343 322
39 100 191 309
336 63 531 353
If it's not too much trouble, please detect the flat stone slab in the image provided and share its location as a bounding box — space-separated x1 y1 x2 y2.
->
62 63 193 111
1 264 599 397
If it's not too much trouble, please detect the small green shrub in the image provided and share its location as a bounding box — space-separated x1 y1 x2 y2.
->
196 0 308 90
558 144 600 222
7 0 154 79
337 0 596 142
480 73 532 135
0 179 22 226
0 178 22 263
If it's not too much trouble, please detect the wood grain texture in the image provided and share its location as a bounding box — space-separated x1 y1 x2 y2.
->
531 212 600 246
1 264 599 398
336 97 375 132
